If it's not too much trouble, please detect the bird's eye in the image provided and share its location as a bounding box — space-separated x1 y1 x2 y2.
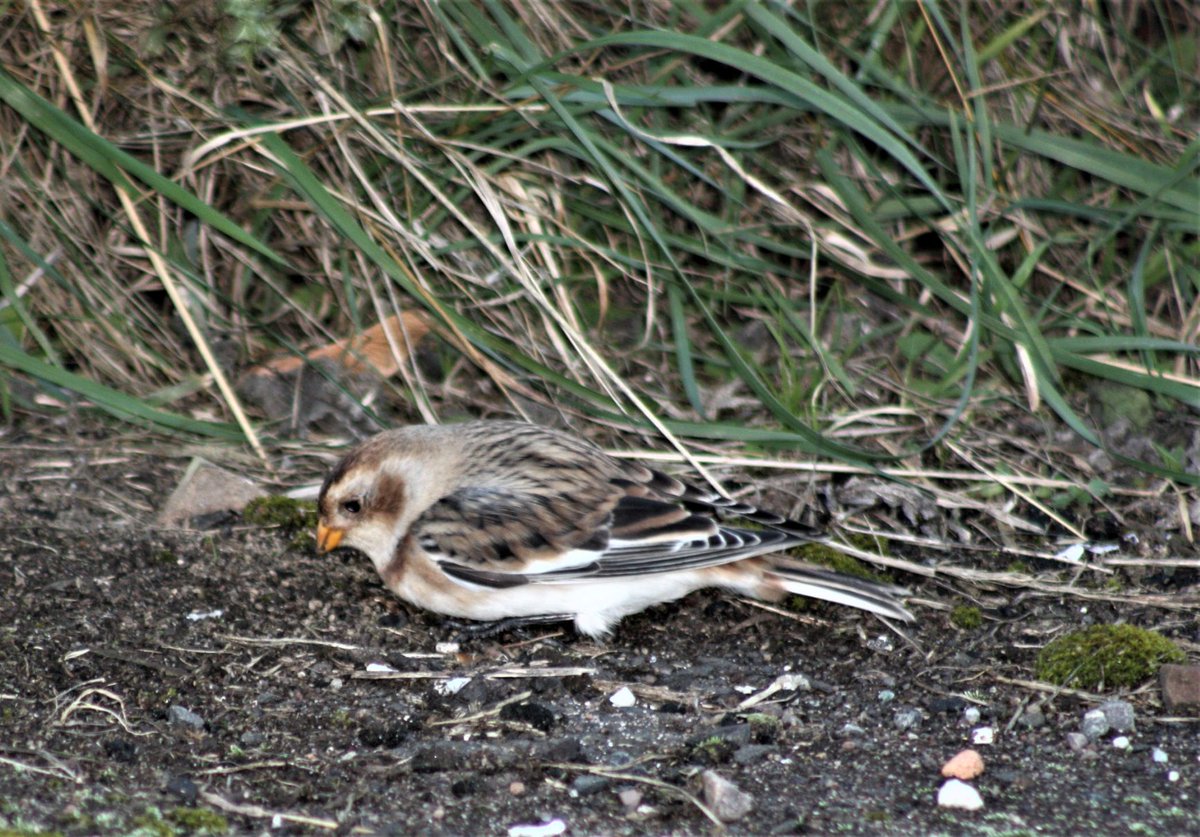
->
341 499 363 515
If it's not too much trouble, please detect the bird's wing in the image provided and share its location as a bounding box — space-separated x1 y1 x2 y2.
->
425 488 811 589
411 483 617 575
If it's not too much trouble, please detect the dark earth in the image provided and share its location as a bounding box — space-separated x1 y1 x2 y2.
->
3 419 1200 835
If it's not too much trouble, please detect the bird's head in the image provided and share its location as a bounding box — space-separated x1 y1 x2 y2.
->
316 427 460 569
316 443 410 568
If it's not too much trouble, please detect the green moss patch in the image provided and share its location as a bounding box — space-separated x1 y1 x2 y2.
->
1036 624 1184 690
950 605 983 629
243 496 317 530
167 807 229 835
794 542 888 584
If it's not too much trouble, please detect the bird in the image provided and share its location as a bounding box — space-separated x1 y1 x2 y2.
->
315 420 913 637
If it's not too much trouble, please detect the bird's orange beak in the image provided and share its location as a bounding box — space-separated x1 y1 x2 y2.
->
316 522 345 553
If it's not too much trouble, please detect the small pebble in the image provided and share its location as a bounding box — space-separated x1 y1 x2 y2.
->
1098 700 1135 733
618 788 642 810
508 820 566 837
701 770 755 822
867 635 895 653
1152 747 1169 764
167 705 204 729
1081 709 1110 741
1065 732 1089 752
893 706 922 730
571 775 609 796
435 641 461 655
878 689 895 703
1055 543 1086 562
931 696 966 714
775 673 811 691
1112 735 1131 750
963 706 981 725
366 662 397 673
609 686 637 708
840 722 866 737
971 726 994 745
1168 770 1180 782
509 781 525 796
733 744 776 765
937 779 984 811
1020 705 1045 728
941 749 984 780
434 677 472 696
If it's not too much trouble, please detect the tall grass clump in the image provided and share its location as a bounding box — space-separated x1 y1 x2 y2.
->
0 1 1196 506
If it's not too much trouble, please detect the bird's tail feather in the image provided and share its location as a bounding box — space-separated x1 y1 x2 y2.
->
764 558 913 622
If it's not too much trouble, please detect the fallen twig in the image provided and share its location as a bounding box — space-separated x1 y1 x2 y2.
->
199 790 338 830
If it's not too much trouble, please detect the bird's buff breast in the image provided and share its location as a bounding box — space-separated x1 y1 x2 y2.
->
377 534 482 617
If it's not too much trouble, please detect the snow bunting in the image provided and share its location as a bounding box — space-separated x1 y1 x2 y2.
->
316 420 912 637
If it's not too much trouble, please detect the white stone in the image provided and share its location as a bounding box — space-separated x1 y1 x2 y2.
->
1054 543 1086 562
937 779 984 811
435 677 472 696
971 726 995 745
609 686 637 708
508 819 566 837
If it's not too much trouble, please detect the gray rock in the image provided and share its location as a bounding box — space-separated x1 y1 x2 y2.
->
157 458 265 527
1161 663 1200 711
733 744 777 765
701 770 754 822
894 706 922 730
167 705 204 729
1065 732 1090 751
1098 700 1136 733
1081 708 1110 740
1021 705 1045 728
571 774 609 796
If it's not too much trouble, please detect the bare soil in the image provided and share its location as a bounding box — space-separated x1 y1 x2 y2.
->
3 420 1199 836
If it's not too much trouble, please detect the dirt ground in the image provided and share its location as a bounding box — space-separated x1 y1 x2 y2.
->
3 418 1200 836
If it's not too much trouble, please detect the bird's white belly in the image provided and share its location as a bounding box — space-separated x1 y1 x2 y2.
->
397 570 711 637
